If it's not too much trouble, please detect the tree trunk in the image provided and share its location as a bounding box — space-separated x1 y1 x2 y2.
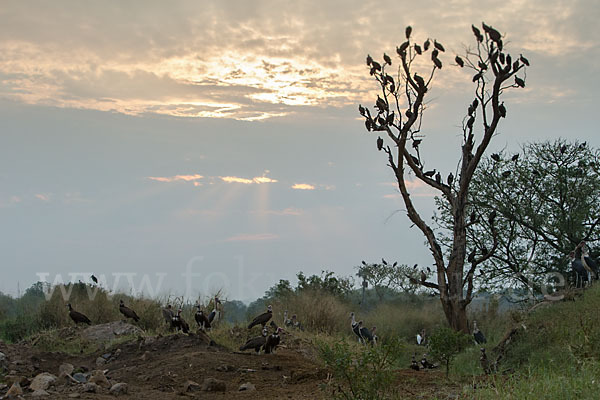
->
440 294 469 333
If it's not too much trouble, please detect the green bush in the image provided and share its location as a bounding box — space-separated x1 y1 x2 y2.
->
428 326 471 377
318 337 404 399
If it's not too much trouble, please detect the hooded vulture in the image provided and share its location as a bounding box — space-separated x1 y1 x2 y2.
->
248 305 272 329
67 303 91 325
119 300 140 322
263 327 283 354
239 327 268 353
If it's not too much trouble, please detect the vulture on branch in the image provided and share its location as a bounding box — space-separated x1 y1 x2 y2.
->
239 327 269 353
67 303 91 326
263 327 283 354
248 305 273 329
473 320 487 344
90 275 98 284
119 300 140 322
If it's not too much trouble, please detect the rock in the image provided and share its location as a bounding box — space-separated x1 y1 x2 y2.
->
30 372 57 391
101 352 112 360
183 380 201 392
6 382 23 396
95 357 106 366
81 321 143 343
238 382 256 392
31 389 50 397
140 351 151 361
59 373 80 385
68 394 81 398
201 377 226 392
109 382 128 396
114 348 122 358
72 372 87 383
59 363 74 377
216 364 235 372
0 383 7 391
89 370 110 388
82 382 99 393
5 375 28 386
0 351 6 362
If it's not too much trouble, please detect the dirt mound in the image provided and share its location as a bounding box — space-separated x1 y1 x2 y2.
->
80 321 143 343
0 331 328 399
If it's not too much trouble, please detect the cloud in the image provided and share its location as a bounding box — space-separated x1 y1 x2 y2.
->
221 175 278 184
225 233 279 242
252 207 303 216
147 174 203 183
291 183 315 190
34 193 51 201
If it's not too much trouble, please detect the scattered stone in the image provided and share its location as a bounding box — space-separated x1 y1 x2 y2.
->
109 382 128 396
30 372 57 391
68 393 81 398
140 351 151 361
0 352 6 362
238 382 256 392
101 352 112 360
201 377 226 392
0 383 7 391
60 373 80 385
72 372 87 383
6 382 23 396
81 321 143 343
183 380 201 392
89 370 110 388
95 357 107 367
216 364 235 372
59 363 74 377
82 382 99 393
114 348 122 358
5 375 28 386
31 389 50 397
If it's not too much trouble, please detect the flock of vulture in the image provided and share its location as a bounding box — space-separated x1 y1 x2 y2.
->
65 297 305 356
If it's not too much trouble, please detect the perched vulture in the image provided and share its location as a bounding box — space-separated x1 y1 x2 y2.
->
263 327 283 354
248 305 273 329
119 300 140 322
162 304 174 326
239 327 269 353
357 321 374 344
283 310 292 327
90 275 98 284
67 303 91 325
473 320 487 344
172 309 190 334
410 354 420 371
195 305 210 330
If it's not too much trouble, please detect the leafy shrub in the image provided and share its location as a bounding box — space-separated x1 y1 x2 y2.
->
428 326 471 377
319 337 404 399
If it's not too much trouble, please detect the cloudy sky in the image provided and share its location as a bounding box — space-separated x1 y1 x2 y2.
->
1 0 598 302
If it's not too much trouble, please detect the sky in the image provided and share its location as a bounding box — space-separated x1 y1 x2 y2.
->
1 0 598 302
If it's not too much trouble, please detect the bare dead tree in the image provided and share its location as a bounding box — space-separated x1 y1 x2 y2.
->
359 23 528 332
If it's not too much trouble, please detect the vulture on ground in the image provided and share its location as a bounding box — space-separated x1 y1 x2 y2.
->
248 305 273 329
239 327 269 353
263 327 283 354
195 305 210 330
410 354 420 371
357 321 374 345
119 300 140 322
420 354 438 369
67 303 91 325
473 320 487 344
162 304 174 326
172 309 190 334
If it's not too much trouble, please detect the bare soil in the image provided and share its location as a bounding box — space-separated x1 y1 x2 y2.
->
0 329 464 399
